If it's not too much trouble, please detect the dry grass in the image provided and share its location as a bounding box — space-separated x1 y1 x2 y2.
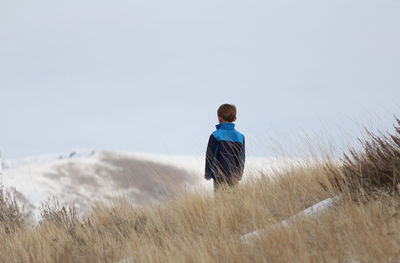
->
0 187 24 235
328 117 400 196
1 120 400 262
1 162 399 263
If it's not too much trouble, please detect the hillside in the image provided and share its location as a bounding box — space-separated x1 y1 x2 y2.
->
1 120 400 262
1 157 399 262
0 151 289 221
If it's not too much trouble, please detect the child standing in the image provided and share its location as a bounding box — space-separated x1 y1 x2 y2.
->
205 104 245 191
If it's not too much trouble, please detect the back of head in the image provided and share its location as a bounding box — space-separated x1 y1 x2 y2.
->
218 104 237 122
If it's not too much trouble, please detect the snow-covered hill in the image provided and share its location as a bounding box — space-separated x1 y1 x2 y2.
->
1 150 97 170
0 150 293 222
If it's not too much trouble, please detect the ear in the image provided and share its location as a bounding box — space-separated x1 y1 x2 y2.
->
234 117 237 122
218 116 223 123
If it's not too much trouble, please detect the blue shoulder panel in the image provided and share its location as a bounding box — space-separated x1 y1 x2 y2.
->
212 129 244 144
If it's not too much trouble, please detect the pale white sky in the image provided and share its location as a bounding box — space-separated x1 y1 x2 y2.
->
1 0 400 159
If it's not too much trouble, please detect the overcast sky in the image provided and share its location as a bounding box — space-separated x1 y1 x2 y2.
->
1 0 400 159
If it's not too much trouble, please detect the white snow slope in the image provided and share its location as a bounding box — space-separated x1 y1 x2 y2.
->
0 150 295 221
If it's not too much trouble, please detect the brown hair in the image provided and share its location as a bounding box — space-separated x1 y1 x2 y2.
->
217 104 237 122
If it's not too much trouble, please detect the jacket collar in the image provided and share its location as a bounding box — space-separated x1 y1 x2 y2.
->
216 122 235 130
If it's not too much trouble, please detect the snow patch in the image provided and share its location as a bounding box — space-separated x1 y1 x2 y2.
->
240 196 340 243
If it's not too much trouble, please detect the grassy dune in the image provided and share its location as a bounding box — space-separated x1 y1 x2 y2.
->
1 121 400 262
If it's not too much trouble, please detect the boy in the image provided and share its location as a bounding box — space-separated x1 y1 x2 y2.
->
205 104 245 191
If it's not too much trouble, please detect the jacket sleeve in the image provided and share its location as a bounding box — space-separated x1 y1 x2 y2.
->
205 134 218 179
239 136 246 180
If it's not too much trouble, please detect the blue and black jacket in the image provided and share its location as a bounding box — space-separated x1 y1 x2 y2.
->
205 123 245 181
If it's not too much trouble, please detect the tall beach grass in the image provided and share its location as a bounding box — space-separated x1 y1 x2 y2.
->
1 119 400 262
